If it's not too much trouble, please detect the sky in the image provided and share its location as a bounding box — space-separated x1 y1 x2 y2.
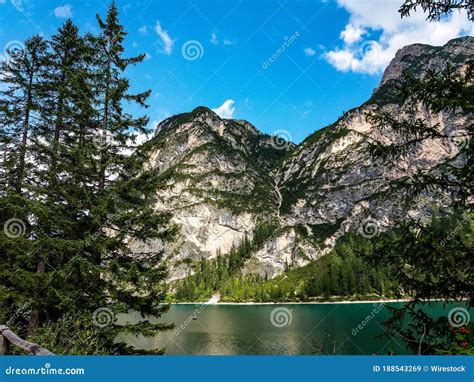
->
0 0 472 143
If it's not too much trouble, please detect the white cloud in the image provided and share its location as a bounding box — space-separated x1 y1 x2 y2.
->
154 21 174 55
133 132 151 146
54 4 72 18
324 0 474 74
138 25 147 34
304 47 316 57
210 32 235 46
212 99 235 119
340 23 365 44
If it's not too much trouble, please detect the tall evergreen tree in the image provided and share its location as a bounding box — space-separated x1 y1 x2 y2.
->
91 0 150 191
0 36 47 193
1 4 177 354
363 4 473 354
0 36 48 334
23 19 95 335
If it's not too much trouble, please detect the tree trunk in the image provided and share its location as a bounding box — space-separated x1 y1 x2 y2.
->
98 50 111 191
15 68 35 194
27 259 46 336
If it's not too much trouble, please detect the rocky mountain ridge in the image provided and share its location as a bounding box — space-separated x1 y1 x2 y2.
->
142 106 293 280
141 36 472 281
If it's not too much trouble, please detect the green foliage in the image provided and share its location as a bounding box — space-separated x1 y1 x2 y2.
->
364 5 472 354
220 234 399 302
0 1 175 354
25 313 169 355
174 233 399 302
363 211 473 354
174 220 280 301
366 212 473 303
399 0 473 21
436 325 474 355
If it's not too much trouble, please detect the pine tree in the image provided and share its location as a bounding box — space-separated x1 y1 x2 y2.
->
91 0 150 191
363 4 473 354
0 3 177 354
0 36 47 193
0 35 48 334
23 19 96 335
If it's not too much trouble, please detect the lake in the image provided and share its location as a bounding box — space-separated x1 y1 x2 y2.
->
116 302 467 355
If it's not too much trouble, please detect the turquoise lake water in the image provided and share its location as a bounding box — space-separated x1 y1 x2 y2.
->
117 302 469 355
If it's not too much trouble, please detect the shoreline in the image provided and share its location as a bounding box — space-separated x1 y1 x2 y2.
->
170 298 420 305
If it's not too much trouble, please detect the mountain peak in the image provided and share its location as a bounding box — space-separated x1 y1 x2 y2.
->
377 36 473 92
191 106 217 117
153 106 221 137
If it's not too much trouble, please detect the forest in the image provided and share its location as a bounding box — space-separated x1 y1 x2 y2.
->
174 233 400 302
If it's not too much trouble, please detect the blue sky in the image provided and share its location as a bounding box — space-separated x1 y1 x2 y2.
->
0 0 472 143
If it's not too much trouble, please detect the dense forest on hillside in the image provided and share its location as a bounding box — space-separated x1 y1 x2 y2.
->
173 234 400 302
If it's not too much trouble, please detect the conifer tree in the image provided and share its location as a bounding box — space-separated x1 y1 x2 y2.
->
23 19 95 335
91 0 150 191
0 36 47 193
363 3 473 355
1 4 177 354
0 36 48 333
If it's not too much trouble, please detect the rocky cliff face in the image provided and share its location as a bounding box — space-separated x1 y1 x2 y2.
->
145 107 293 280
145 37 472 281
376 37 473 91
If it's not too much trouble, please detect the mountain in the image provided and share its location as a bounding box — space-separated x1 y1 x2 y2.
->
142 106 293 280
141 37 472 282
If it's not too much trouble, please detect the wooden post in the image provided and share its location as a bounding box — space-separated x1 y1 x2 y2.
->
0 325 11 355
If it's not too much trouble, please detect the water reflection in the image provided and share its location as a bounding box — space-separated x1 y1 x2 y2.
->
115 303 460 355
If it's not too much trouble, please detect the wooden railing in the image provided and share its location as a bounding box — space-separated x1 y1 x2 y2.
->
0 325 54 355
